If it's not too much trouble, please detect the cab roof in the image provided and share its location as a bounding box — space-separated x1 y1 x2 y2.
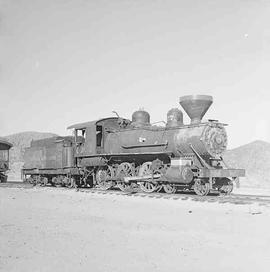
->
0 138 13 149
67 117 121 130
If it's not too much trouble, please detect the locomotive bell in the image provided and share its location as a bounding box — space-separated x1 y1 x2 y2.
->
131 109 150 127
179 95 213 124
166 108 183 127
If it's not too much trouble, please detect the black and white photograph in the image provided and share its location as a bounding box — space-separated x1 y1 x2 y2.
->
0 0 270 271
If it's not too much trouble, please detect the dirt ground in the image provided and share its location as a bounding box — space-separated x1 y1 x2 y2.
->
1 187 270 272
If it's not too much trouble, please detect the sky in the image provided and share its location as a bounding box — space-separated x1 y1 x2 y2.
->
0 0 269 148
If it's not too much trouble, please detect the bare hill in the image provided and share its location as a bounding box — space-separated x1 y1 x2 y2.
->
3 131 57 181
224 140 270 188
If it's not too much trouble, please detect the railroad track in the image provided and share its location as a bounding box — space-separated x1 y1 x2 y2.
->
1 181 270 206
79 188 270 206
0 181 34 188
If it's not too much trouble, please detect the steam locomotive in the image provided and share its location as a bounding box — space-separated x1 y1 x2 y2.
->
22 95 245 196
0 139 12 183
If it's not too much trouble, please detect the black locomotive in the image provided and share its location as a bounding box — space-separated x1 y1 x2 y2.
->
0 139 12 183
22 95 245 195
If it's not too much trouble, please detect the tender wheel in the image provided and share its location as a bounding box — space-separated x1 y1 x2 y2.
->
139 162 158 193
50 177 56 187
28 176 36 185
163 183 176 194
96 166 114 191
51 177 61 187
63 176 75 188
40 177 48 187
116 162 134 192
194 179 210 196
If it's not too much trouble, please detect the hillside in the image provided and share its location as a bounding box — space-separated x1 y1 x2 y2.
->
224 140 270 188
3 131 58 181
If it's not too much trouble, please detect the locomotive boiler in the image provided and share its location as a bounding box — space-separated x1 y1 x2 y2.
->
22 95 245 195
0 139 12 182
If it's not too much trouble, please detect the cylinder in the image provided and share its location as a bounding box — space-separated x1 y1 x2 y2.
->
166 108 183 127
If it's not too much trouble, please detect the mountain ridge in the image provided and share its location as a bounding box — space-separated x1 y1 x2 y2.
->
227 140 270 151
224 140 270 188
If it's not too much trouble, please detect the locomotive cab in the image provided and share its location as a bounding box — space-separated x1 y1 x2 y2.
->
68 117 131 158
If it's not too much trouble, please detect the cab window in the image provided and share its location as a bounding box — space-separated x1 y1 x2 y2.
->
96 125 103 147
75 129 86 143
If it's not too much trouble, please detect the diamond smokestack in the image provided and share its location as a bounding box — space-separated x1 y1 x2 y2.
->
179 95 213 124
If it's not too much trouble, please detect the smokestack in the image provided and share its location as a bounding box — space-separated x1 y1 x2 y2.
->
179 95 213 124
